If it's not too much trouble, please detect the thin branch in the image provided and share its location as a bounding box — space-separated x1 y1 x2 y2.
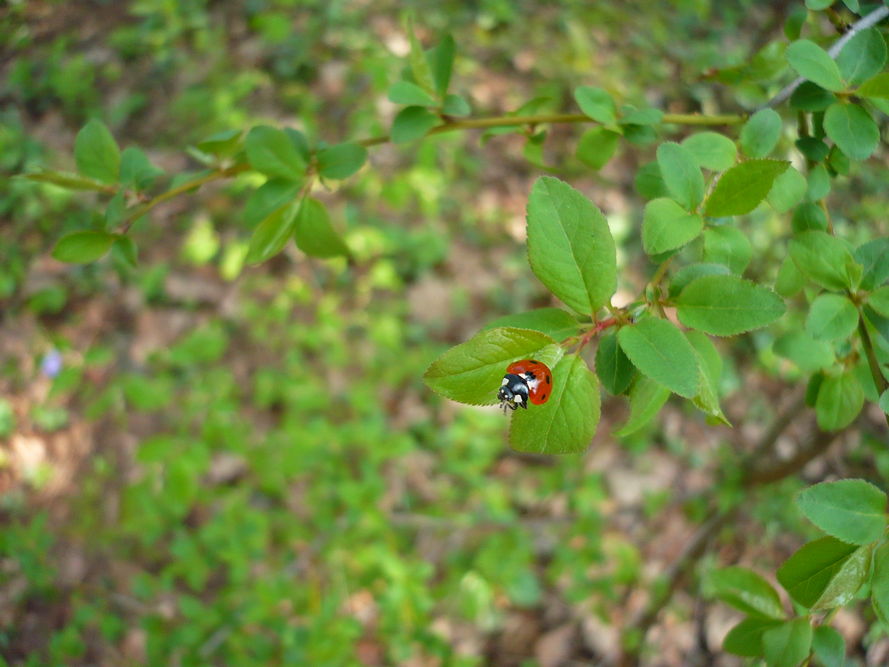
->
763 6 889 109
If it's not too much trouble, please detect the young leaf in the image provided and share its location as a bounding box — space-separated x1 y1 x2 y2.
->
52 231 116 264
707 567 785 619
767 167 807 213
786 39 845 91
762 618 813 667
509 354 600 455
22 170 111 192
120 147 164 190
812 625 845 667
595 331 635 395
391 106 440 143
428 34 455 97
739 109 782 158
74 119 120 184
854 238 889 291
797 479 887 545
293 198 349 259
775 255 806 298
777 536 860 608
526 176 617 315
614 377 670 437
723 618 782 657
617 317 699 398
317 143 368 180
676 275 785 336
245 203 299 265
792 203 828 233
806 293 859 341
816 370 865 431
836 27 887 86
243 180 302 227
656 142 704 211
245 126 306 181
406 16 435 94
773 331 835 372
703 160 789 217
790 231 862 291
680 131 737 171
686 329 728 424
441 93 470 117
195 129 243 156
857 72 889 100
641 198 703 255
823 103 879 161
113 236 138 267
424 328 559 406
576 128 620 170
620 106 663 125
573 86 616 125
483 308 578 342
387 80 439 107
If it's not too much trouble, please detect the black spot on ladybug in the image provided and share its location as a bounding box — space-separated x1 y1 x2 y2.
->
545 376 551 384
529 360 538 365
540 394 547 400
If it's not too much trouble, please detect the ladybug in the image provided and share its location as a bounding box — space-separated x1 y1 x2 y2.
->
497 359 553 412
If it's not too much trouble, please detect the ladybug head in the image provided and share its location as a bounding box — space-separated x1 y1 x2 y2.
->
498 373 530 412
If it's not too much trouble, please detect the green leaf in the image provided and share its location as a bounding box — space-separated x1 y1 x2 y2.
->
195 129 242 156
786 39 845 91
777 536 859 608
641 198 703 255
595 332 635 395
617 317 698 397
796 136 831 162
526 176 617 315
509 354 600 455
245 203 299 265
621 106 663 125
880 389 889 416
293 198 349 259
816 369 865 431
656 142 704 211
855 238 889 291
806 294 859 341
775 255 807 298
812 625 845 667
317 143 368 180
823 103 879 161
243 180 302 227
669 263 731 298
740 109 782 158
807 163 831 200
868 286 889 317
704 159 790 217
872 543 889 627
798 480 887 545
676 275 785 336
22 170 111 191
686 329 728 424
428 34 455 97
723 618 782 657
614 377 670 437
573 85 616 125
836 28 887 86
806 0 835 8
406 16 435 94
790 231 862 291
74 119 120 184
708 566 785 619
792 203 828 234
576 128 620 170
773 331 835 372
767 167 808 213
790 82 837 111
388 80 439 106
113 235 138 267
52 231 115 264
680 132 737 171
857 72 889 100
483 308 579 342
424 327 560 405
391 106 440 143
245 125 306 181
762 618 813 667
441 93 470 117
119 147 164 190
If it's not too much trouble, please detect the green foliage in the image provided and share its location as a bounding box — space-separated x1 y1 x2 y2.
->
656 142 704 211
52 231 116 263
617 318 698 398
244 126 306 181
574 86 617 125
74 119 120 184
708 566 785 619
703 159 789 217
676 275 785 336
786 39 845 91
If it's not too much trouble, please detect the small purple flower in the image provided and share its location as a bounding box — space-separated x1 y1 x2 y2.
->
41 349 63 378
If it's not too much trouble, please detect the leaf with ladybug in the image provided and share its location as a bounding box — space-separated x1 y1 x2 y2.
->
509 354 600 454
423 327 564 406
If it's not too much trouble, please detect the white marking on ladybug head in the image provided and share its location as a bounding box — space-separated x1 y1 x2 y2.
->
501 377 509 385
513 394 524 404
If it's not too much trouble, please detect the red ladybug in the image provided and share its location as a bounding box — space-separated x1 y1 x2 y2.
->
497 359 553 412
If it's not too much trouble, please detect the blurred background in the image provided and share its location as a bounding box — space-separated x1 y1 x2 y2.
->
2 1 888 665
